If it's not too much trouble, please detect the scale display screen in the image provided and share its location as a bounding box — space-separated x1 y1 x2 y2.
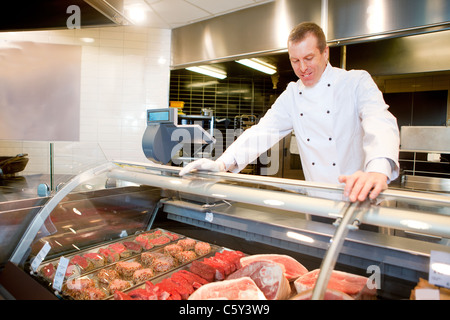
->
147 108 176 124
148 111 169 122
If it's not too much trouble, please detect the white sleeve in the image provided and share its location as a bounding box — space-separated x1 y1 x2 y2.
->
357 71 400 182
217 85 296 173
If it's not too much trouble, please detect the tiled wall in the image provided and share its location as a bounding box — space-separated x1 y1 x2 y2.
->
0 25 171 175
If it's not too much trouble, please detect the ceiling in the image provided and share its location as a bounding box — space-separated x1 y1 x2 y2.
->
135 0 274 29
0 0 274 31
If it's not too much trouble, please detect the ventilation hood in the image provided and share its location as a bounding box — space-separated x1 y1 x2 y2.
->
0 0 126 32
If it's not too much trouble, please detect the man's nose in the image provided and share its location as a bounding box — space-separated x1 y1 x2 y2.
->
299 60 307 72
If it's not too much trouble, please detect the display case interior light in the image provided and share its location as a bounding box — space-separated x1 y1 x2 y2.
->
186 66 227 79
236 58 277 75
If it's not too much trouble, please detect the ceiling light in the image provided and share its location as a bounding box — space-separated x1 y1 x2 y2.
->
127 6 146 23
186 66 227 79
236 58 277 75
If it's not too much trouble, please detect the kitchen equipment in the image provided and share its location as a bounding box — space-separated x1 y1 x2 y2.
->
0 154 29 177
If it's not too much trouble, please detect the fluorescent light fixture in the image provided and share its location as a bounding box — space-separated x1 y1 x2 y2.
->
186 66 227 79
236 58 277 75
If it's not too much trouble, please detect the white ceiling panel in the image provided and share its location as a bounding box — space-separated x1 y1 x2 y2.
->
135 0 274 28
147 0 211 27
186 0 256 15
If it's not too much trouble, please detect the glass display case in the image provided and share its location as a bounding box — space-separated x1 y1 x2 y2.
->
0 160 449 300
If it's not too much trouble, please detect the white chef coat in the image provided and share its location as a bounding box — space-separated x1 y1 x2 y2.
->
218 63 400 185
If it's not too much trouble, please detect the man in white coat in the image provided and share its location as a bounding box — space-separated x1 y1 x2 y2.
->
180 22 400 203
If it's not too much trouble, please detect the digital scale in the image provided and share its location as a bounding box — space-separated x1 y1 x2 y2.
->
142 108 215 164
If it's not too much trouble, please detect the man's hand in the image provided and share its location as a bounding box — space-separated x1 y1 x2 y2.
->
179 159 225 176
338 171 388 202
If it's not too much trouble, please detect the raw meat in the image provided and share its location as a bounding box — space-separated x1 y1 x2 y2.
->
294 269 377 299
194 242 211 256
227 260 291 300
133 268 154 284
115 261 142 278
190 250 245 281
70 255 92 271
149 235 171 246
240 254 308 281
98 248 120 263
122 241 142 254
134 234 155 250
83 252 105 268
177 238 196 250
175 251 197 264
164 244 183 257
114 291 133 300
291 288 354 300
40 263 55 281
108 279 131 294
127 288 158 300
108 242 131 258
96 268 120 284
188 277 266 300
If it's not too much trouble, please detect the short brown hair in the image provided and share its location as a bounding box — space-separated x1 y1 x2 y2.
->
288 22 327 53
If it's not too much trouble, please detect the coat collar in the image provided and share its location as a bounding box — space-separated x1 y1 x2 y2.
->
297 62 333 92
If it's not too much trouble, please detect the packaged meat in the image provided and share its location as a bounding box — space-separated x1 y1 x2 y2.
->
122 241 142 254
70 255 93 272
188 277 267 300
78 287 107 300
227 260 291 300
133 268 154 284
83 252 105 268
175 251 197 264
108 279 131 294
164 244 183 257
153 255 176 273
96 268 120 284
134 234 154 250
98 248 120 263
108 243 132 258
40 263 55 281
240 254 308 281
294 269 377 299
62 278 95 299
177 238 196 251
194 242 211 256
115 261 142 278
149 235 171 246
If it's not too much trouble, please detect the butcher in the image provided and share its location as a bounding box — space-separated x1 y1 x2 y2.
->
180 22 400 203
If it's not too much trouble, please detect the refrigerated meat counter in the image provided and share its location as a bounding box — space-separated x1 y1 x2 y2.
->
0 160 449 300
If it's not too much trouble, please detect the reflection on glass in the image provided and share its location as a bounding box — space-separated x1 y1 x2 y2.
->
287 231 314 243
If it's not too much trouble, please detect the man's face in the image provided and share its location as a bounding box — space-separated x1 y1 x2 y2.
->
288 34 329 87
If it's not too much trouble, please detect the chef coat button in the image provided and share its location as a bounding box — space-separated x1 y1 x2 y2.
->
300 113 303 116
299 91 302 95
327 110 330 114
307 138 310 142
312 162 315 165
327 83 331 87
329 137 332 141
333 163 336 166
